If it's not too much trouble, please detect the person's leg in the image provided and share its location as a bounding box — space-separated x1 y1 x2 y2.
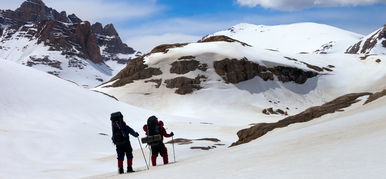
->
125 144 134 172
116 146 125 174
151 145 160 166
159 143 169 164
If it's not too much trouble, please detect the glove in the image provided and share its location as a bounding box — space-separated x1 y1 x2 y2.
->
170 132 174 136
134 132 139 137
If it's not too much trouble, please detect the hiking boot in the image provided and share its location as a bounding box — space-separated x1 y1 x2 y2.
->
127 166 134 173
118 168 124 174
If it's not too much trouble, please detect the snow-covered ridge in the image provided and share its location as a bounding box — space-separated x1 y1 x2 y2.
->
346 25 386 54
205 22 363 54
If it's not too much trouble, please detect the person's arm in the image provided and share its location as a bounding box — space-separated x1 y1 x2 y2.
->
143 125 148 135
161 127 174 138
126 125 139 137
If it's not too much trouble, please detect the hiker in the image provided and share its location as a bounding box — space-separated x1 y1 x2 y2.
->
143 115 174 166
110 112 139 174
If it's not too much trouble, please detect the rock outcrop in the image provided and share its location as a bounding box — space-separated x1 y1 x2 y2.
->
170 60 207 74
199 35 251 47
214 58 318 84
346 25 386 54
150 43 189 54
231 92 371 146
107 57 162 87
165 75 206 95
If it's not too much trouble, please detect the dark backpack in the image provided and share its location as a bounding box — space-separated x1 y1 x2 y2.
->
141 116 162 146
111 112 129 145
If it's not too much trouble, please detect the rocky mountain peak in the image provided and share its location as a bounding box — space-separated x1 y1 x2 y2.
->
25 0 46 6
0 0 138 88
68 13 82 24
15 0 51 22
103 24 118 36
91 22 104 34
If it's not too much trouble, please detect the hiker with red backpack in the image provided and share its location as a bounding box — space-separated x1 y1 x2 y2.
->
143 115 174 166
110 112 139 174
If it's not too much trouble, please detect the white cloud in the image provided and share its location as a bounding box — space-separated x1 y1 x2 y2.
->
236 0 386 10
126 33 201 53
0 0 161 23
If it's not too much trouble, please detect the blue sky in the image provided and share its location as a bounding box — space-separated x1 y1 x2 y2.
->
2 0 386 52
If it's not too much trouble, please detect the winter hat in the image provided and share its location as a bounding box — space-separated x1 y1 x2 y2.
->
111 112 123 121
149 115 158 121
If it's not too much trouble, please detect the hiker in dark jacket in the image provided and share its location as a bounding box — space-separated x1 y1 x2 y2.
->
110 112 139 174
143 115 174 166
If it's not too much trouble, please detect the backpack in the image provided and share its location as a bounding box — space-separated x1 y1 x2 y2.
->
147 116 160 136
111 112 129 145
141 116 162 146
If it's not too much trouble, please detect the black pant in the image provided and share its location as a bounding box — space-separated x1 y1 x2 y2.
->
151 143 167 156
116 142 133 160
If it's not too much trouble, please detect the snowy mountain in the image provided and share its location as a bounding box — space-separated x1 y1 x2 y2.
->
3 20 386 179
347 25 386 54
0 0 140 88
96 23 386 127
205 22 363 54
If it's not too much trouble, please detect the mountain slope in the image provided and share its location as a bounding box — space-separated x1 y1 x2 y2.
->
0 60 238 179
0 0 139 88
0 59 151 178
97 92 386 179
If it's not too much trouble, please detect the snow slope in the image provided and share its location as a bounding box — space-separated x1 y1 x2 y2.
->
0 60 238 179
207 22 363 54
92 92 386 179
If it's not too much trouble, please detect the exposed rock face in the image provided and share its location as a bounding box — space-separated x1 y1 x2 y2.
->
27 56 62 69
170 60 207 74
68 14 82 24
347 25 386 54
93 23 135 56
231 92 372 146
150 43 189 54
74 22 103 63
214 58 318 84
165 75 206 95
31 20 102 63
107 57 162 87
7 0 71 24
262 108 288 116
199 35 251 47
364 89 386 104
214 58 269 83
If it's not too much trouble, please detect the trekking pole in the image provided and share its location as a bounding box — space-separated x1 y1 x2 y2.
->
172 135 176 163
148 147 152 167
137 137 149 170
